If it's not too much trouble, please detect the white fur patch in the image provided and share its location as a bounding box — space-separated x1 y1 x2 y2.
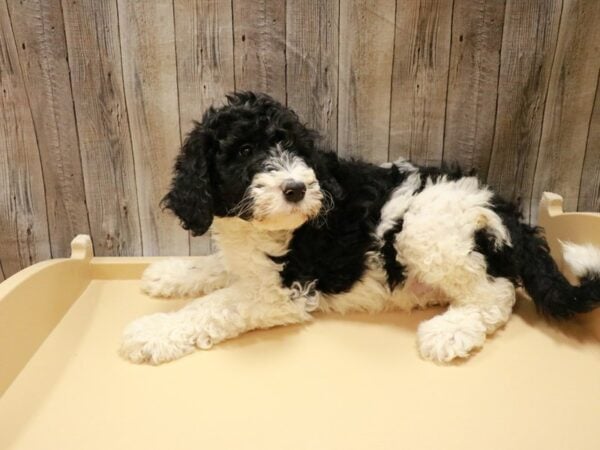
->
417 279 515 363
376 172 421 238
249 145 322 230
290 280 320 312
141 256 228 298
120 311 198 364
417 306 487 363
561 241 600 278
395 177 510 288
380 158 418 173
390 157 418 173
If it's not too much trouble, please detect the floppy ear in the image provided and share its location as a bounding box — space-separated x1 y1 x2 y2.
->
162 124 217 236
320 174 343 201
312 151 344 201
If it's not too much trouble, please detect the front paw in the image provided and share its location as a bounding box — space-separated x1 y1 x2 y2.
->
120 313 198 364
140 259 203 298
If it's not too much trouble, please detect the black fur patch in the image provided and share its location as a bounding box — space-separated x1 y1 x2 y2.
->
416 164 476 192
473 229 518 283
274 157 406 294
381 220 406 289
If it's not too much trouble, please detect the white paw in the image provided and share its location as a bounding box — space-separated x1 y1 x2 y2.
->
141 259 204 298
417 308 487 363
120 307 239 364
120 313 199 364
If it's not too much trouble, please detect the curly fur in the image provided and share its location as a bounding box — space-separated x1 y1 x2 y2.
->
121 92 600 365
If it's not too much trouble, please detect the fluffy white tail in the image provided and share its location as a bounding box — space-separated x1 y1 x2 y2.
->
561 241 600 280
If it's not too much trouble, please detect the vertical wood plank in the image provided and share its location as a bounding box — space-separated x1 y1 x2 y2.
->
578 73 600 212
232 0 286 101
61 0 142 255
443 0 505 173
7 0 91 259
174 0 235 255
0 0 51 277
118 0 189 256
388 0 453 166
531 0 600 220
338 0 395 162
486 0 562 219
286 0 339 150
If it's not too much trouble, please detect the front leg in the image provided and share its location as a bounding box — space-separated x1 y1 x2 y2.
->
141 253 228 298
120 285 313 364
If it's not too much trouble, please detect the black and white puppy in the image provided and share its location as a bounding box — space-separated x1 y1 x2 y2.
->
120 92 600 364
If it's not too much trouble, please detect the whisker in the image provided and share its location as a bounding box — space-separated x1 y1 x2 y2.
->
228 188 255 217
310 189 334 227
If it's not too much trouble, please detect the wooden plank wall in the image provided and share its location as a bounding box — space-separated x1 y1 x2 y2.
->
1 0 599 278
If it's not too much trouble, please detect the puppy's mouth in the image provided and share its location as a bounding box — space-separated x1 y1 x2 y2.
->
249 188 323 230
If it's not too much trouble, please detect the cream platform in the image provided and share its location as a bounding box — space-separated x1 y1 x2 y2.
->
0 193 599 449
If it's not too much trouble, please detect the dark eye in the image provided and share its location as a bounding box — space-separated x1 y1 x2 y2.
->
238 144 252 157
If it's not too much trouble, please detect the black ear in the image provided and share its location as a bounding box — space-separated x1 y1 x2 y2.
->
320 174 344 201
162 124 216 236
312 151 344 201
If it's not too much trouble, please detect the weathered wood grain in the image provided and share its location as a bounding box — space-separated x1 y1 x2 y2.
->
578 72 600 212
118 0 189 256
0 0 51 277
443 0 505 174
3 0 600 273
531 0 600 221
486 0 563 219
232 0 286 101
389 0 453 166
174 0 235 255
286 0 339 151
7 0 90 259
338 0 395 162
61 0 142 256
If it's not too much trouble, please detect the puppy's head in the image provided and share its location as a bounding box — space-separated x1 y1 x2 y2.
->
162 92 339 235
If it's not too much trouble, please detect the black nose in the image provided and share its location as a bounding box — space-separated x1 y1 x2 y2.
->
282 180 306 203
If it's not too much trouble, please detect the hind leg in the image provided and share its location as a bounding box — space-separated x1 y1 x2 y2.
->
390 176 517 361
417 277 515 363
